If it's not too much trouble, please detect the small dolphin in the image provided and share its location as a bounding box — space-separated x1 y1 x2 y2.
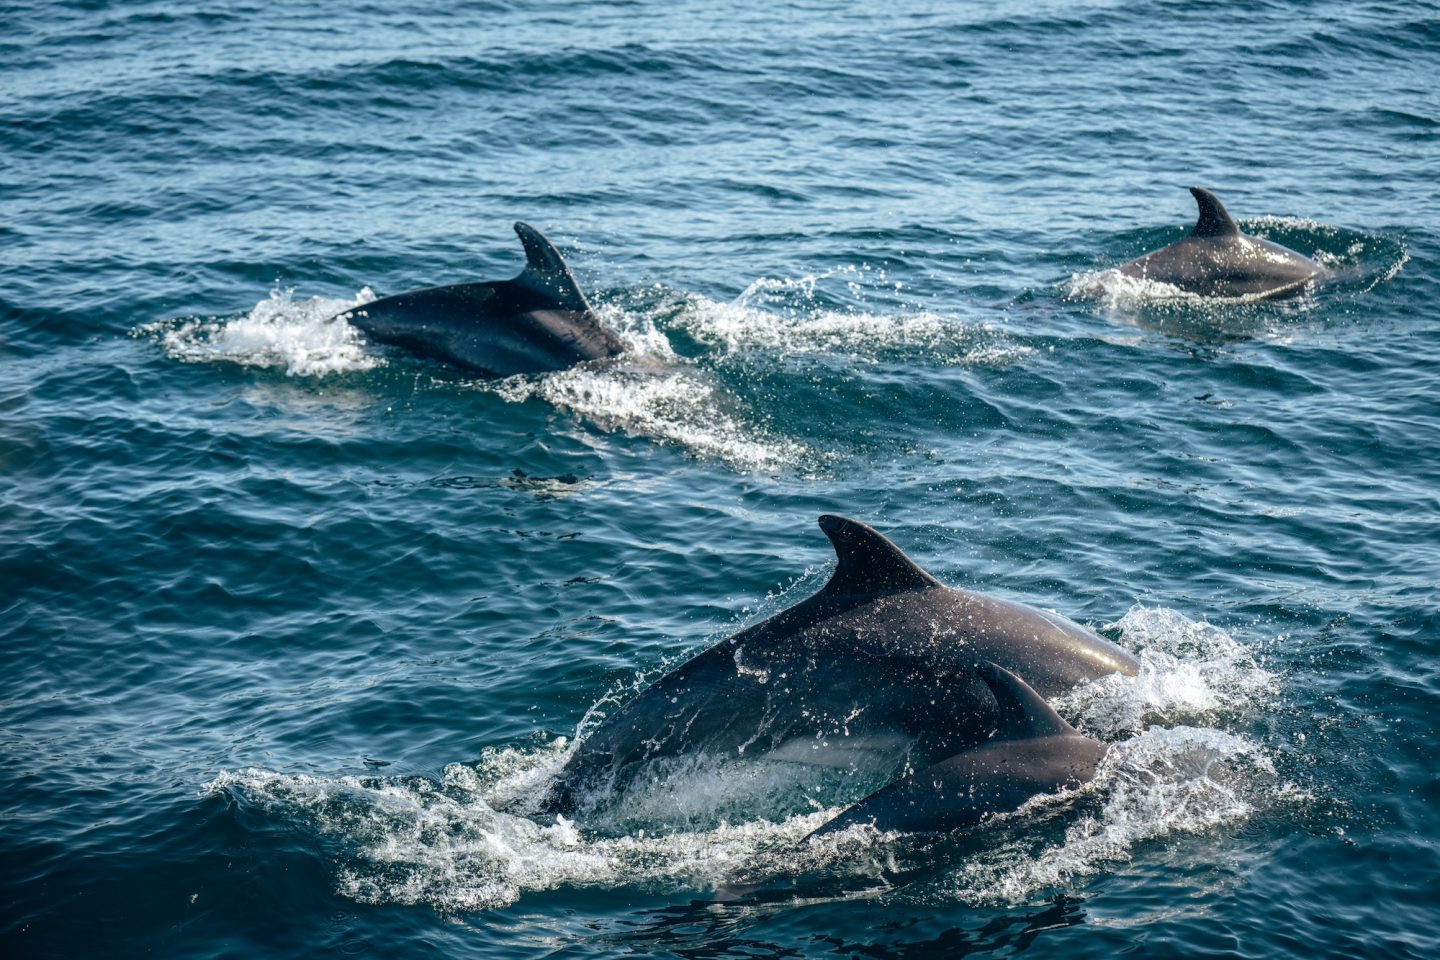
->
807 662 1105 838
543 515 1137 814
332 222 626 376
1111 187 1328 300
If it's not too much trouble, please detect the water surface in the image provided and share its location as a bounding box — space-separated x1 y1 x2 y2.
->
3 1 1437 957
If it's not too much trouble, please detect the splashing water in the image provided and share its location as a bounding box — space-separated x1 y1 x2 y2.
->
952 725 1277 904
138 287 381 376
209 758 838 915
487 363 809 472
140 289 813 470
675 276 1032 365
475 300 813 471
1066 268 1201 306
211 605 1290 914
137 274 1037 470
1055 605 1279 739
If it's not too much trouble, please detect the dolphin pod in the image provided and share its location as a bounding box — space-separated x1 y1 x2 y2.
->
1110 186 1329 299
542 515 1137 835
321 189 1328 375
312 199 1328 828
330 222 626 377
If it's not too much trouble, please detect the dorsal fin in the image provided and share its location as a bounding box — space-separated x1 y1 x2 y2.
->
816 515 943 597
978 662 1079 741
512 221 592 312
1188 187 1241 239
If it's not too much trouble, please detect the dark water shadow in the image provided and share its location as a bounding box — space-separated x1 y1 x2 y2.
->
592 888 1089 959
577 818 1094 959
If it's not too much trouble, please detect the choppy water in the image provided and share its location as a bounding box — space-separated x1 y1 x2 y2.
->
3 1 1437 957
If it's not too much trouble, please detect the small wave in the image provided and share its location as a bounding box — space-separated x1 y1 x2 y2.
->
485 361 808 472
1363 246 1409 291
674 276 1031 365
138 287 380 376
208 753 837 915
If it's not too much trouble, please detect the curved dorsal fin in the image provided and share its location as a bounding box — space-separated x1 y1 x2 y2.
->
978 662 1079 741
512 221 591 312
1188 187 1241 239
816 515 943 597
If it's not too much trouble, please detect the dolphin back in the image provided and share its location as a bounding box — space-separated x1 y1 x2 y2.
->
542 517 1136 818
1112 187 1328 300
334 222 626 377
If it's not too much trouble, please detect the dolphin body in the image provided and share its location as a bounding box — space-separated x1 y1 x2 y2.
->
542 515 1137 814
807 662 1106 838
1112 187 1328 300
331 222 626 377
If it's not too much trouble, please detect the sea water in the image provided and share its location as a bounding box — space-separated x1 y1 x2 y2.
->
3 2 1436 957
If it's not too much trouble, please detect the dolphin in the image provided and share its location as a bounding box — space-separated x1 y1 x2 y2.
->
331 222 626 377
1110 187 1328 300
806 662 1106 838
542 515 1137 814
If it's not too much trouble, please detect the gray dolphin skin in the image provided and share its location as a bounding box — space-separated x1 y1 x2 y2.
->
331 222 626 377
807 662 1106 838
1113 187 1328 299
543 515 1137 814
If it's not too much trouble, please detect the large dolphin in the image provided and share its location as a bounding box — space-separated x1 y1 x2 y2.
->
807 662 1106 838
331 222 626 377
1111 187 1328 300
542 515 1137 814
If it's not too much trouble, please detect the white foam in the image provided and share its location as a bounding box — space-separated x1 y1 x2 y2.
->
487 363 808 472
142 288 807 468
137 275 1030 469
208 611 1287 912
594 301 677 361
137 287 381 376
1054 604 1279 739
952 725 1276 903
675 285 1032 365
208 757 838 915
1066 268 1204 307
211 716 1288 913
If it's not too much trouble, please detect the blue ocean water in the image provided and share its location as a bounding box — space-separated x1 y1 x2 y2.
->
3 0 1437 956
